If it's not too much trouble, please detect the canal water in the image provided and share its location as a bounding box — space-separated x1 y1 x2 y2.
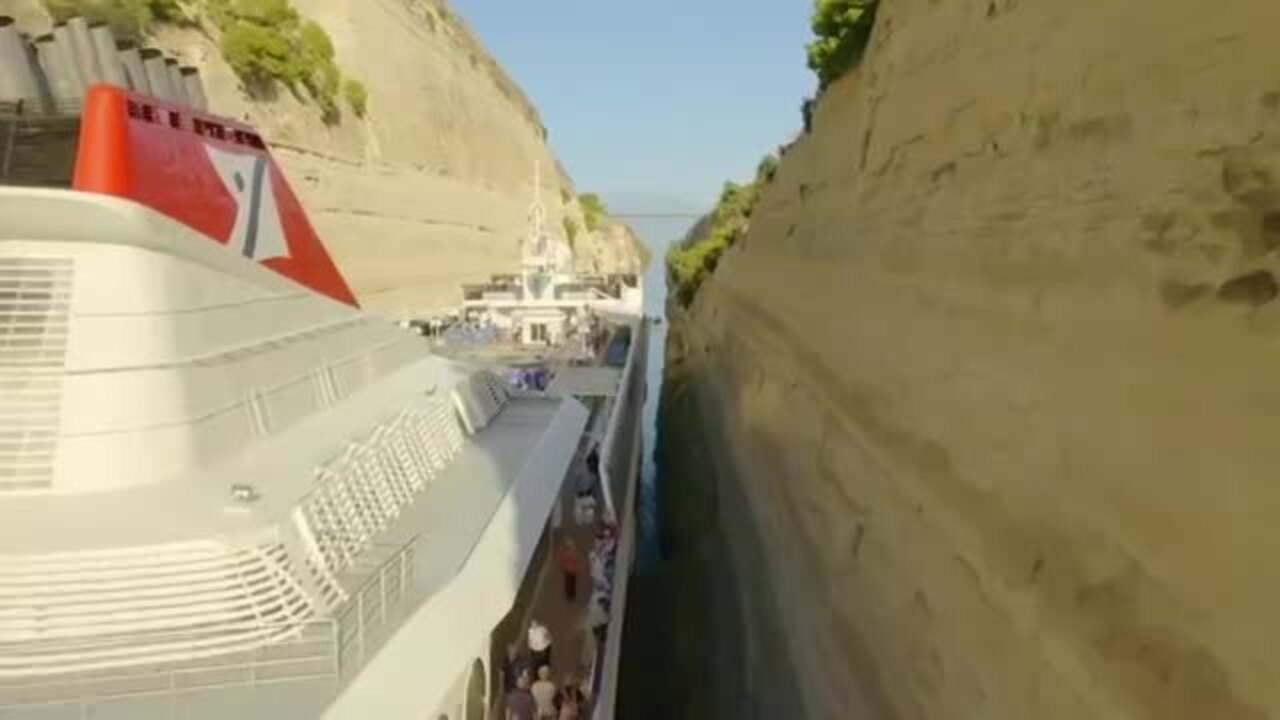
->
637 232 675 570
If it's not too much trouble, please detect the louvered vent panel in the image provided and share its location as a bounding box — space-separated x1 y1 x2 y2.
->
0 257 73 491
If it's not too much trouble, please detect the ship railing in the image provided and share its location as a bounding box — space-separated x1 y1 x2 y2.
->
288 395 460 600
0 534 420 712
589 320 647 719
331 536 419 673
1 98 82 186
0 98 83 119
0 618 342 711
598 322 644 522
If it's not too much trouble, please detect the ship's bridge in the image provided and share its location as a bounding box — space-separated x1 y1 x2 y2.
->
0 188 589 718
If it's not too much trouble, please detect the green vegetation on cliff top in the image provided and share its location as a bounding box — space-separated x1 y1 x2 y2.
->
568 191 652 270
561 216 579 248
579 192 606 232
806 0 879 90
666 153 776 307
45 0 190 37
209 0 350 123
666 0 880 305
343 78 368 118
43 0 367 124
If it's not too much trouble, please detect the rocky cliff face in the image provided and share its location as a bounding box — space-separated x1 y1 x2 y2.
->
653 1 1280 718
0 0 641 315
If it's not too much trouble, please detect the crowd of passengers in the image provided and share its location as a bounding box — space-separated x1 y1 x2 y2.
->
501 446 620 720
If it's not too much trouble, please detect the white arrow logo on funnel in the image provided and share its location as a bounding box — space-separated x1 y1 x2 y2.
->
204 144 290 262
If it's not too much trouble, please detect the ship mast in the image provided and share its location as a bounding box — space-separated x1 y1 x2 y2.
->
530 161 546 244
523 162 550 270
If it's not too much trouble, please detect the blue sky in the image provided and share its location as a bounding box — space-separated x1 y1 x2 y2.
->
451 1 816 245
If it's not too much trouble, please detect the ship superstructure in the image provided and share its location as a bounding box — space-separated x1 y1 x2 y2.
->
455 164 641 348
0 14 646 720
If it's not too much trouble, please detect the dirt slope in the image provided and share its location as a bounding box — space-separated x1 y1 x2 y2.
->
0 0 641 314
659 0 1280 718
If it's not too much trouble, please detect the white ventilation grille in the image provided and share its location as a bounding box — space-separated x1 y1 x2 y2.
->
451 370 511 434
0 257 73 492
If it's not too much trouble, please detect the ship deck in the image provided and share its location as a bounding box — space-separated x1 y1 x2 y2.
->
0 391 587 720
474 325 640 720
490 419 607 717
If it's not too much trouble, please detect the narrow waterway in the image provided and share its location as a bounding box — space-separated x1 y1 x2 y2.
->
637 234 672 570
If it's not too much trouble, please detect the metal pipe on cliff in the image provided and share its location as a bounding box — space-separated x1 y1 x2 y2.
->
115 40 148 94
34 32 81 105
22 33 55 112
88 22 126 88
140 48 171 101
0 16 40 105
49 24 86 101
163 58 189 106
180 67 206 111
64 16 101 86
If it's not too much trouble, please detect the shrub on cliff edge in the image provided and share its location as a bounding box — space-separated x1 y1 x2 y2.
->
211 0 351 123
806 0 878 90
666 154 778 307
343 79 368 118
45 0 365 125
562 216 579 248
43 0 191 38
579 192 607 233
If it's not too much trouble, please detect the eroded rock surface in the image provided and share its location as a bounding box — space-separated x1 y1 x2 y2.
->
656 1 1280 717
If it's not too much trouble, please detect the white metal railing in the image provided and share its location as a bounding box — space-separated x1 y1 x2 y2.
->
590 320 647 719
0 540 316 678
332 538 418 672
0 532 420 713
0 99 84 119
292 398 461 602
0 618 340 711
598 321 644 523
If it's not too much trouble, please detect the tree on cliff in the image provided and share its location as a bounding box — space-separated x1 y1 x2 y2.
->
44 0 189 38
666 153 779 307
579 192 607 232
806 0 879 89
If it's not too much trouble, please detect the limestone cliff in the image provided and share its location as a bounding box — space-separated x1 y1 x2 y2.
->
0 0 642 315
646 1 1280 718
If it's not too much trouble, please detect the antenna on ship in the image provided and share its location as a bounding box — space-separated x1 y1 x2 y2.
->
529 160 546 247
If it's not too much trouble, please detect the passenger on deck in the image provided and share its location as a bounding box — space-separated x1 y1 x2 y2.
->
528 620 553 670
573 489 597 526
557 673 587 719
506 671 536 720
588 540 611 590
503 641 530 694
559 537 581 603
574 464 598 526
531 665 558 719
586 595 610 647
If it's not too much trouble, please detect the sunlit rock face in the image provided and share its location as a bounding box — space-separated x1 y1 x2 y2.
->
652 1 1280 718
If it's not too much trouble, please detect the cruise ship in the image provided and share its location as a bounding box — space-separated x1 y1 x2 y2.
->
0 15 646 720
